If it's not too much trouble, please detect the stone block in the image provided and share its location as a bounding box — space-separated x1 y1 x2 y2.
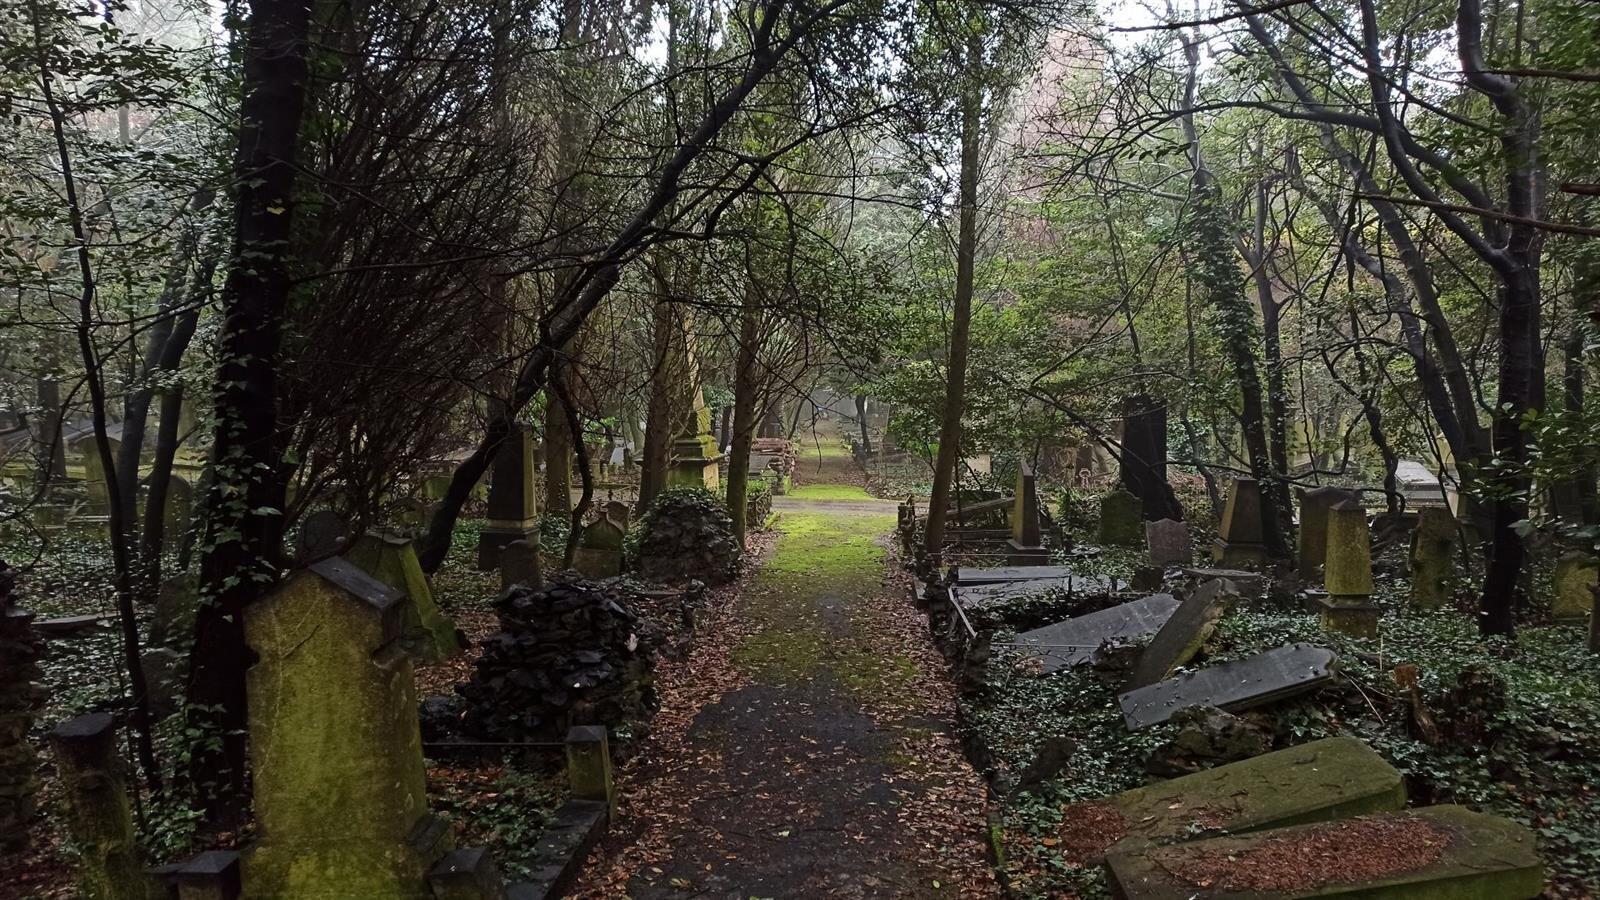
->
1409 506 1457 609
1119 644 1338 729
48 714 145 900
346 531 462 662
1145 518 1190 568
1323 501 1373 598
1297 487 1357 577
565 725 615 815
499 539 542 593
427 847 507 900
1099 489 1144 547
1123 578 1237 689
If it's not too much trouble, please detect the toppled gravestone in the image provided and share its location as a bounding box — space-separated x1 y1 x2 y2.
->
630 488 741 586
459 576 656 741
1118 644 1338 729
1011 594 1181 673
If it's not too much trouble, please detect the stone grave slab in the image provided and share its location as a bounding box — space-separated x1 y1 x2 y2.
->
1180 567 1266 599
1011 594 1180 673
1145 518 1191 568
1119 644 1338 729
955 565 1079 585
1098 737 1405 858
1123 578 1238 690
1105 805 1542 899
954 574 1125 607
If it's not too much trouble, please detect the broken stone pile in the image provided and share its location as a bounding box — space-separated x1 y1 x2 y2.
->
0 560 42 852
748 437 796 484
631 487 741 585
459 576 656 741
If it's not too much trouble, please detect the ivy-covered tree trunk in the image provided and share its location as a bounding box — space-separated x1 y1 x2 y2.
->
185 0 314 823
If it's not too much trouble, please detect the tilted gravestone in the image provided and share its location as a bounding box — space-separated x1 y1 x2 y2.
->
1007 461 1048 565
1297 486 1357 577
1118 643 1338 729
1553 550 1599 623
1098 489 1144 547
1104 805 1543 900
1317 500 1377 637
242 558 451 897
1095 737 1405 859
1123 578 1238 690
345 531 462 662
573 518 625 579
499 539 542 593
1409 506 1457 609
477 424 539 570
603 499 631 532
1011 594 1181 674
955 565 1076 585
1211 478 1267 569
48 714 145 900
1145 518 1191 568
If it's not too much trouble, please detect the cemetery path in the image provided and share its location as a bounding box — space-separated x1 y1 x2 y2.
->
576 429 998 899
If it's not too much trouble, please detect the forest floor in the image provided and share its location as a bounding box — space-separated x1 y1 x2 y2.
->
576 423 998 899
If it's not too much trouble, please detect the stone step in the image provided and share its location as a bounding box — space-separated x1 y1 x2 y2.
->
1105 805 1543 899
1093 737 1404 859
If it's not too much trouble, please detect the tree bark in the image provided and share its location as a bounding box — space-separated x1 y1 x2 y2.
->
726 295 763 545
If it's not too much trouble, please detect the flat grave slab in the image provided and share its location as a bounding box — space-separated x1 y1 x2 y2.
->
1011 594 1180 673
1105 805 1543 899
1119 644 1338 729
1098 737 1405 857
954 574 1125 606
956 565 1080 585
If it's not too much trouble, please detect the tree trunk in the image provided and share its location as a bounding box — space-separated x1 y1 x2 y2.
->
639 292 674 510
544 377 573 516
726 298 763 545
184 0 314 822
854 394 872 456
33 375 66 489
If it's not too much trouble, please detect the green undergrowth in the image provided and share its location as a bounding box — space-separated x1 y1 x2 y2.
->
965 577 1600 898
785 483 879 501
430 765 567 882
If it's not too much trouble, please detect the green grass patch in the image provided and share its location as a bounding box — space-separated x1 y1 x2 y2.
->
785 482 879 501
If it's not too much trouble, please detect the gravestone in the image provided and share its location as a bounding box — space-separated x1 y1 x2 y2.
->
73 435 115 514
1409 506 1457 609
1180 566 1267 600
346 531 462 662
1123 578 1238 689
0 562 42 853
1211 478 1267 569
1011 594 1180 673
49 714 145 899
1098 737 1405 858
1317 500 1377 637
1297 486 1357 577
603 500 631 532
1105 805 1543 900
1119 394 1172 520
1145 518 1191 568
242 558 450 898
499 539 541 592
663 308 723 491
478 424 539 570
1118 643 1338 729
1098 489 1143 547
1554 551 1599 622
297 509 347 559
573 518 625 579
1007 461 1048 565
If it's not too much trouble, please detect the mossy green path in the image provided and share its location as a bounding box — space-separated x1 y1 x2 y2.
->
581 424 998 898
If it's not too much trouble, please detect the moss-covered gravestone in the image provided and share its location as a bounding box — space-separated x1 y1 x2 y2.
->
1409 506 1457 609
242 558 449 899
1316 500 1377 637
345 531 462 662
1211 478 1267 569
1007 462 1048 564
574 518 624 579
1553 550 1599 623
1297 486 1357 577
48 714 146 900
1099 489 1143 547
663 308 723 491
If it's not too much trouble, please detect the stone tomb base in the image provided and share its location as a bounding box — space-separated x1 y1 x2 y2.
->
1312 594 1380 638
1211 539 1267 570
1105 805 1543 899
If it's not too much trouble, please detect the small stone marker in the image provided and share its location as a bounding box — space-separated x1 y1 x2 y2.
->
1317 500 1377 637
345 531 462 662
1007 461 1049 565
573 518 625 579
499 538 542 592
603 499 631 531
1012 594 1181 673
1105 805 1543 899
1099 489 1144 547
1409 506 1457 609
48 714 145 900
1297 486 1357 577
1123 578 1238 689
1211 477 1267 568
1145 518 1190 568
1553 550 1599 622
1098 737 1405 858
296 508 347 559
148 849 243 900
1118 643 1338 729
427 847 507 900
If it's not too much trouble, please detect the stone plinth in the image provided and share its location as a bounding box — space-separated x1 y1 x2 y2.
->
1212 478 1267 569
1409 506 1457 609
1321 500 1376 636
478 425 539 570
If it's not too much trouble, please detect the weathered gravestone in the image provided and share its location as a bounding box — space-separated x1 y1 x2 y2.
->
72 434 114 514
1317 500 1377 637
573 518 625 579
1179 566 1267 600
1409 506 1457 609
499 539 541 592
1099 489 1144 547
49 714 145 900
1118 643 1338 729
478 424 539 570
1553 550 1599 623
1145 518 1191 568
1297 486 1357 577
346 531 462 662
1095 737 1405 859
242 558 450 898
1011 594 1181 673
0 562 42 854
1007 461 1048 565
1105 805 1543 900
664 309 723 491
296 508 347 559
1123 578 1238 690
603 499 631 532
1211 478 1267 569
